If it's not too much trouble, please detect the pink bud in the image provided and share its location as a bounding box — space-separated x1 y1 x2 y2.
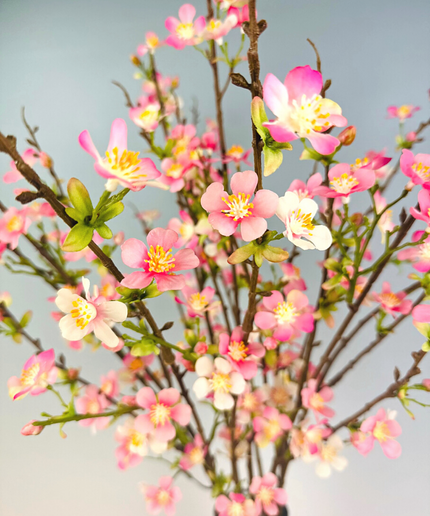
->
39 152 53 168
121 395 137 406
114 231 125 246
406 131 417 142
21 420 44 436
194 342 208 355
264 337 278 350
423 379 430 390
338 126 356 146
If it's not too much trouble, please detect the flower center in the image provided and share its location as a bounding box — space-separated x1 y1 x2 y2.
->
145 245 175 273
228 340 248 362
258 486 274 505
398 105 411 118
150 403 171 426
412 162 430 181
129 430 147 454
70 297 97 330
176 22 194 40
105 147 146 179
289 208 315 236
129 357 143 371
6 215 24 232
320 443 337 463
20 363 40 386
228 502 245 516
274 301 297 324
242 392 258 411
87 400 100 414
227 145 244 159
222 193 254 221
419 243 430 260
189 447 204 464
156 489 172 506
379 292 401 308
289 94 330 135
166 163 184 178
373 421 391 442
147 35 159 49
207 19 222 32
101 283 115 299
330 172 359 194
351 157 369 170
210 372 232 394
179 222 194 240
264 419 281 440
139 106 159 124
271 386 291 406
189 293 208 311
310 392 325 411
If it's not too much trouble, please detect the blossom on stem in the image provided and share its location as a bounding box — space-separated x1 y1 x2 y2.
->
255 290 314 342
314 162 375 202
21 420 44 436
201 170 278 241
249 473 288 516
359 408 402 459
310 435 348 478
387 105 420 121
301 379 335 419
165 4 205 50
0 207 32 249
276 191 332 250
253 406 292 448
372 282 412 317
215 493 256 516
121 228 200 291
129 97 161 133
287 173 323 201
78 118 160 191
137 32 164 56
218 326 265 380
135 387 191 443
179 434 207 470
201 14 238 44
400 149 430 189
3 148 38 184
140 476 182 516
262 66 347 155
8 349 57 400
55 277 127 348
222 145 252 167
167 210 199 248
410 188 430 226
397 231 430 272
193 356 245 410
175 285 218 318
75 384 110 431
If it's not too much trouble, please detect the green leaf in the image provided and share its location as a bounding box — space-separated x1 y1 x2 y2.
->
261 246 289 263
263 146 284 177
131 339 159 357
19 310 32 328
98 202 124 222
62 224 93 252
65 207 85 223
95 223 113 239
254 249 263 267
251 97 269 140
227 242 257 265
67 178 93 217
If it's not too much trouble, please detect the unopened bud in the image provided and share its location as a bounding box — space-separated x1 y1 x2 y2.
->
130 54 141 66
39 151 53 168
338 126 356 146
350 212 363 226
21 420 44 436
67 368 80 381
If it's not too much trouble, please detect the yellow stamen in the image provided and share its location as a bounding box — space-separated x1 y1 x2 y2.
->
145 245 175 273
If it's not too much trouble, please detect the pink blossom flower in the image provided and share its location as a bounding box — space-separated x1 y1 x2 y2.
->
287 173 323 200
310 434 348 477
75 384 110 431
412 303 430 338
140 476 182 516
219 326 265 379
100 370 119 398
255 290 314 342
55 277 127 348
129 97 161 133
374 191 395 242
222 145 252 166
398 231 430 272
21 420 44 436
115 418 149 470
137 32 164 56
372 282 412 317
3 148 38 183
410 188 430 228
167 210 199 248
314 163 376 202
179 434 207 470
280 263 307 294
201 14 238 44
228 5 254 27
8 349 57 400
262 66 347 155
165 4 205 50
24 201 56 221
353 150 392 179
253 406 292 448
400 149 430 189
301 379 335 419
387 104 420 121
276 191 332 250
0 207 32 249
193 356 246 410
159 158 188 192
422 378 430 390
359 408 402 459
249 473 288 516
175 285 218 317
201 170 278 241
121 228 200 291
215 493 256 516
290 422 331 458
79 118 161 191
135 387 191 443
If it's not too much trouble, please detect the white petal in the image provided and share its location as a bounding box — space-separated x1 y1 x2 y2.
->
82 277 91 297
298 197 319 219
307 225 332 251
230 372 246 395
149 439 167 454
93 320 119 347
195 356 214 377
100 300 128 323
315 462 332 478
59 314 88 341
292 237 315 251
332 456 348 471
214 392 234 411
327 434 344 450
276 194 294 223
193 377 210 399
214 357 232 375
55 289 78 313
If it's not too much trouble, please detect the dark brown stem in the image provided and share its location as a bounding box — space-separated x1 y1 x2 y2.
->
241 260 259 344
112 81 134 108
148 53 169 138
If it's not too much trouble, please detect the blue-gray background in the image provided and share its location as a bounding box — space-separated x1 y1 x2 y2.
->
1 0 429 515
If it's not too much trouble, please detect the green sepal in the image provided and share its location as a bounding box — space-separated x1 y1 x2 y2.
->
98 202 124 222
95 223 113 239
227 242 257 265
261 245 289 263
62 224 93 252
67 178 93 217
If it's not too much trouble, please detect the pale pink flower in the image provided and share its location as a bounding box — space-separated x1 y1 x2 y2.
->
249 473 288 516
38 151 53 168
201 14 238 44
280 263 307 294
8 349 57 400
0 207 32 249
100 370 119 398
253 406 292 448
129 96 161 133
21 420 44 436
55 277 127 348
137 32 164 56
422 379 430 390
159 158 187 192
167 210 198 248
75 384 110 431
115 418 149 470
201 170 278 241
287 173 323 200
397 231 430 272
24 201 56 221
135 387 191 443
79 118 160 191
352 150 392 179
410 188 430 227
215 493 256 516
121 228 200 291
3 148 38 183
276 191 332 250
400 149 430 189
311 435 348 477
228 5 254 27
314 162 375 202
222 145 252 166
387 104 420 121
165 4 206 50
359 408 402 459
193 356 245 410
372 282 412 317
412 303 430 337
374 191 395 243
290 422 331 458
179 434 207 470
218 326 265 380
140 476 182 516
255 290 314 342
175 285 218 317
262 66 347 155
301 379 335 419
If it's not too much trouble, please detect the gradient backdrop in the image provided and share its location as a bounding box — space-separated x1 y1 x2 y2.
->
1 0 430 515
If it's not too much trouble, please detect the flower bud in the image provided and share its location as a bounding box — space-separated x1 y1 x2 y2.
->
21 420 44 436
39 151 53 168
194 342 208 355
67 368 80 381
338 126 356 146
130 54 141 66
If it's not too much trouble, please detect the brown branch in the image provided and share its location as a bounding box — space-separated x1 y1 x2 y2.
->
112 81 134 108
148 53 169 138
241 259 259 344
